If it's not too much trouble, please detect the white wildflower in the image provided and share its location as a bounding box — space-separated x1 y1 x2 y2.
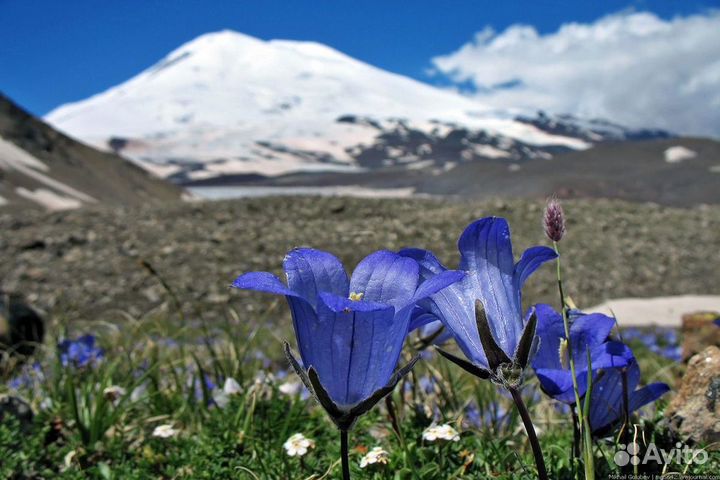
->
283 433 315 457
278 380 302 396
131 382 148 402
223 377 242 395
360 446 390 468
103 385 126 404
213 377 243 408
422 424 460 442
152 424 179 438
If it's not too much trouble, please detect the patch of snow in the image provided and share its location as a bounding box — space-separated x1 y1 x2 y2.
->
472 144 512 159
417 144 432 155
0 137 96 205
587 295 720 327
0 195 7 206
15 187 84 211
405 159 434 170
664 145 697 163
187 185 418 199
0 137 50 171
708 164 720 173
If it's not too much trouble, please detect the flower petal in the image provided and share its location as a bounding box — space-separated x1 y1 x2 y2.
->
283 248 349 308
588 367 625 432
628 382 670 412
315 292 400 408
398 248 448 277
569 312 617 363
587 361 664 434
232 271 298 297
458 217 520 357
514 246 558 289
535 367 574 399
409 309 439 332
409 270 465 307
349 250 419 309
531 304 566 370
576 341 634 373
400 248 486 366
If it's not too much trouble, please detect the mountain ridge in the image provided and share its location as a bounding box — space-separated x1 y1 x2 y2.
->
0 93 184 211
45 29 664 183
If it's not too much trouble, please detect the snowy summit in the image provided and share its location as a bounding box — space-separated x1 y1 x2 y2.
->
46 30 661 182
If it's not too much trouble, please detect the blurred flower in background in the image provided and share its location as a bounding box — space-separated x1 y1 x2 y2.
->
152 424 179 438
422 424 460 442
58 335 104 368
283 433 315 457
360 446 390 468
212 377 242 408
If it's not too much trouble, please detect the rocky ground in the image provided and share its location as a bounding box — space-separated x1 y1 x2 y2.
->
1 196 718 332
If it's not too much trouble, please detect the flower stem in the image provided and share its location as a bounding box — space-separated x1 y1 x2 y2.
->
340 429 351 480
553 242 583 414
509 387 548 480
582 350 595 480
385 395 404 446
554 242 593 479
571 407 580 463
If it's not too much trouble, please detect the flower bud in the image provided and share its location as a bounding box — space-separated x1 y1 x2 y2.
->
544 197 566 242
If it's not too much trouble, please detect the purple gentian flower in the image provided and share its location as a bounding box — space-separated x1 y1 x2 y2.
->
232 248 463 428
532 304 633 403
588 359 669 435
400 217 557 384
58 335 104 368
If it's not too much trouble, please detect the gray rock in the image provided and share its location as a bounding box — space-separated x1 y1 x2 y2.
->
0 292 45 358
667 346 720 446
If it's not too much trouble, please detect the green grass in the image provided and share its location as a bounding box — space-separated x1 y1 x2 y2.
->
1 308 718 479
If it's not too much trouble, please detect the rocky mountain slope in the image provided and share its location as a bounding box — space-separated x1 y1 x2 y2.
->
0 93 184 211
45 30 670 183
192 137 720 207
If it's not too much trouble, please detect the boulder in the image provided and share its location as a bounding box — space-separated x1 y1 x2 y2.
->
666 346 720 446
680 311 720 362
0 292 45 359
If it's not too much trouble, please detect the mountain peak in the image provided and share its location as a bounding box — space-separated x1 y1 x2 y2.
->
179 29 265 52
45 30 603 179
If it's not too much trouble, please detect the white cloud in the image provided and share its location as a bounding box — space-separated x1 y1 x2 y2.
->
432 11 720 137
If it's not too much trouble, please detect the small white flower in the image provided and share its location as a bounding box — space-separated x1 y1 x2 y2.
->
278 380 302 396
152 424 179 438
103 385 126 404
39 397 53 411
131 383 148 402
223 377 242 395
283 433 315 457
422 424 460 442
360 446 390 468
213 377 243 408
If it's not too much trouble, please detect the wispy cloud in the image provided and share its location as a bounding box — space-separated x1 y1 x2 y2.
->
432 11 720 137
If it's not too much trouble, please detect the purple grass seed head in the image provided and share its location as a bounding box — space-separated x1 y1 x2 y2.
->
544 197 566 242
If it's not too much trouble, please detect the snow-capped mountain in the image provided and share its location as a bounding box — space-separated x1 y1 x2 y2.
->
45 30 669 182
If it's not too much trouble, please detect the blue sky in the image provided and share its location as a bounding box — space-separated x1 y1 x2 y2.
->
1 0 717 117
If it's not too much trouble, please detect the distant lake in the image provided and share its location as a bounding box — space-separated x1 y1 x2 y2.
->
187 185 417 199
